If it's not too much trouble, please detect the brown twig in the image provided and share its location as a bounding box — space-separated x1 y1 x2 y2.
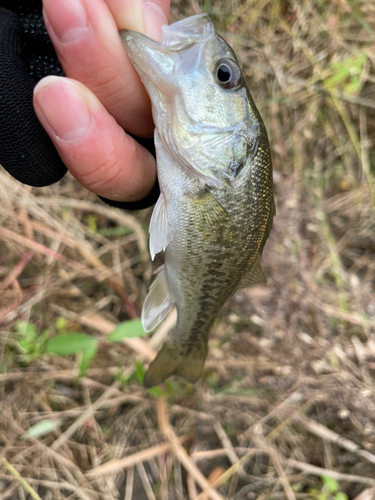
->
353 488 375 500
213 422 240 467
288 459 375 486
252 439 296 500
293 414 375 465
28 197 148 257
87 438 187 477
50 382 121 451
156 398 225 500
124 467 134 500
0 226 63 260
137 461 157 500
194 450 260 500
0 457 42 500
0 251 33 295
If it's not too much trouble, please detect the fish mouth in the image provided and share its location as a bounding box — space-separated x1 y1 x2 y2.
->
164 12 211 30
121 12 213 51
119 13 214 88
120 30 176 98
161 13 214 48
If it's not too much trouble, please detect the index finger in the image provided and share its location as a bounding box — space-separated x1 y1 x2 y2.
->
105 0 170 41
42 0 169 138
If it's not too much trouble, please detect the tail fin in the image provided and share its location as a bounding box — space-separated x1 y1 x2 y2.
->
143 339 207 388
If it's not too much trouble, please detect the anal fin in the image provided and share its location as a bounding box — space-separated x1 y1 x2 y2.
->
141 265 174 333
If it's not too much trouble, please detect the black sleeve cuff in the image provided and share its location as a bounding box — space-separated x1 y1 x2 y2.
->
99 133 158 211
0 6 67 186
99 180 160 211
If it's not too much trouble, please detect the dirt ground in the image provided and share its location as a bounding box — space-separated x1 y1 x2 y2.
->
1 0 375 499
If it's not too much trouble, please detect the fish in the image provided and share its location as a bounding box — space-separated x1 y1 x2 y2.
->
120 13 274 388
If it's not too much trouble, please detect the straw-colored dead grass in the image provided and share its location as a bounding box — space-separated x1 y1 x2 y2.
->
1 0 375 498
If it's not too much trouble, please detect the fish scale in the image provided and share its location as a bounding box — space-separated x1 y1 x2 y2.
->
121 13 274 387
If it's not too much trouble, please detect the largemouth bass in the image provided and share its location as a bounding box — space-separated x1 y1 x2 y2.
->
121 13 274 388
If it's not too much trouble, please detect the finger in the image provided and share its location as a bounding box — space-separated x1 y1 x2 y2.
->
41 0 164 138
104 0 170 41
33 76 157 202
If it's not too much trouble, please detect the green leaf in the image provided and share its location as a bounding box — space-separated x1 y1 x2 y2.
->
15 321 42 358
107 319 148 342
322 476 338 493
78 342 98 376
86 214 97 232
335 493 348 500
46 333 97 356
135 360 145 384
46 333 98 376
15 320 37 339
19 338 35 353
55 316 68 333
23 419 62 439
148 386 166 397
97 226 133 237
325 54 367 96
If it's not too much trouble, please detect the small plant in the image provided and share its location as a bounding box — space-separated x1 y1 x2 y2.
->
13 317 150 378
22 419 62 440
86 214 98 232
325 53 367 96
46 331 98 377
107 319 148 342
134 360 146 385
309 476 348 500
15 320 49 362
45 318 149 377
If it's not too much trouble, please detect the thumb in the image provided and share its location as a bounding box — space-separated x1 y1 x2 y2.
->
105 0 169 41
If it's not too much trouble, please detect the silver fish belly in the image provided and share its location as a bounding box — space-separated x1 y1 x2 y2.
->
121 13 274 387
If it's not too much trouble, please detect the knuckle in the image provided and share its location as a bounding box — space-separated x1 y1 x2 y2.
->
78 134 137 192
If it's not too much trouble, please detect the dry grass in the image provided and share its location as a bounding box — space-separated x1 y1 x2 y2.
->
1 0 375 498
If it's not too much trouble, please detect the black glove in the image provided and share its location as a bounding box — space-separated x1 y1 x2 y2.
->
0 0 158 209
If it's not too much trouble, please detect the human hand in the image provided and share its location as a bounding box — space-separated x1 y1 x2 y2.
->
0 0 169 208
34 0 170 205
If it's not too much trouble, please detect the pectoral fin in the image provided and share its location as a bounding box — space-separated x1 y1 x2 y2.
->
141 265 174 332
191 191 235 244
149 194 170 260
238 254 266 289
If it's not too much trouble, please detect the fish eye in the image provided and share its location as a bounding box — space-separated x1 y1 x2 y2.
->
213 59 243 90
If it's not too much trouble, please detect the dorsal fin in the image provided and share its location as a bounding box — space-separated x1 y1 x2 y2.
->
238 197 275 289
238 254 266 289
